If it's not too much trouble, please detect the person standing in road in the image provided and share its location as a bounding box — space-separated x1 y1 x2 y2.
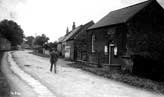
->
49 48 58 73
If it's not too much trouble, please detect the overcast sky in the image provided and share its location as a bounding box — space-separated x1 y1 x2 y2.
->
0 0 164 42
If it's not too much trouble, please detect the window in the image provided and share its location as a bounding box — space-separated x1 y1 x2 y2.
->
114 46 118 56
91 34 95 52
104 45 108 55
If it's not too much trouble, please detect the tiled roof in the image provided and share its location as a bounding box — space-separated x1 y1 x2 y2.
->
88 0 154 30
73 20 94 40
62 25 82 42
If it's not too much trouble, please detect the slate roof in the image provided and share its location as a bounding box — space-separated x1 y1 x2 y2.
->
88 0 155 30
72 21 94 40
62 25 82 42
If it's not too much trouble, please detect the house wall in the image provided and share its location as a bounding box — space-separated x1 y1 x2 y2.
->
43 48 50 55
65 45 71 59
65 40 75 60
88 24 129 65
75 41 88 61
75 22 94 61
57 43 62 52
127 1 164 53
74 30 88 61
57 43 62 56
87 28 109 64
126 1 164 79
61 42 66 57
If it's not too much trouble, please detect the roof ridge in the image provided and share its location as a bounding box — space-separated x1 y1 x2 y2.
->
88 0 155 30
63 25 83 42
110 0 151 13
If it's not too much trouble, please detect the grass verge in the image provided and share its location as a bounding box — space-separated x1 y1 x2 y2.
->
0 52 10 97
67 62 164 94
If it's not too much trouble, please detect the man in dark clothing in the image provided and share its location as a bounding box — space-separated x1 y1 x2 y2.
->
49 49 58 73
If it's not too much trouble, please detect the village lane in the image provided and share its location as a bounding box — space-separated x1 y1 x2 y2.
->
1 52 39 97
11 50 164 97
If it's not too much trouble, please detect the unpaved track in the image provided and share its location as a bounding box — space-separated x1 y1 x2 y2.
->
11 50 164 97
1 52 37 97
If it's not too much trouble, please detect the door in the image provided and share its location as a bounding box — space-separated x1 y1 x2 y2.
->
108 43 115 64
65 46 71 58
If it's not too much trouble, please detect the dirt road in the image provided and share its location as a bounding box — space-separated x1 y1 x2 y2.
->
3 50 164 97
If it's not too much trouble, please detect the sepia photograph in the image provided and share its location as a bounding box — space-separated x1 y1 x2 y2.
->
0 0 164 97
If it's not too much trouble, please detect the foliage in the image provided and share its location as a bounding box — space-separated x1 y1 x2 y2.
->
0 19 24 46
127 23 164 61
68 62 164 94
34 34 49 47
43 41 58 50
25 36 35 47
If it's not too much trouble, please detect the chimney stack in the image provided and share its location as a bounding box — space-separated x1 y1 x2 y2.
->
66 27 69 34
72 22 76 30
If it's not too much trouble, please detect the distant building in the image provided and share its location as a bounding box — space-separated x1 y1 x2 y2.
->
62 25 83 60
57 36 64 56
72 21 94 61
61 21 94 61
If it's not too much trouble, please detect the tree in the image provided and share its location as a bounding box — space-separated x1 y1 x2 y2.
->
34 34 49 47
43 41 58 50
25 36 35 47
0 19 24 46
